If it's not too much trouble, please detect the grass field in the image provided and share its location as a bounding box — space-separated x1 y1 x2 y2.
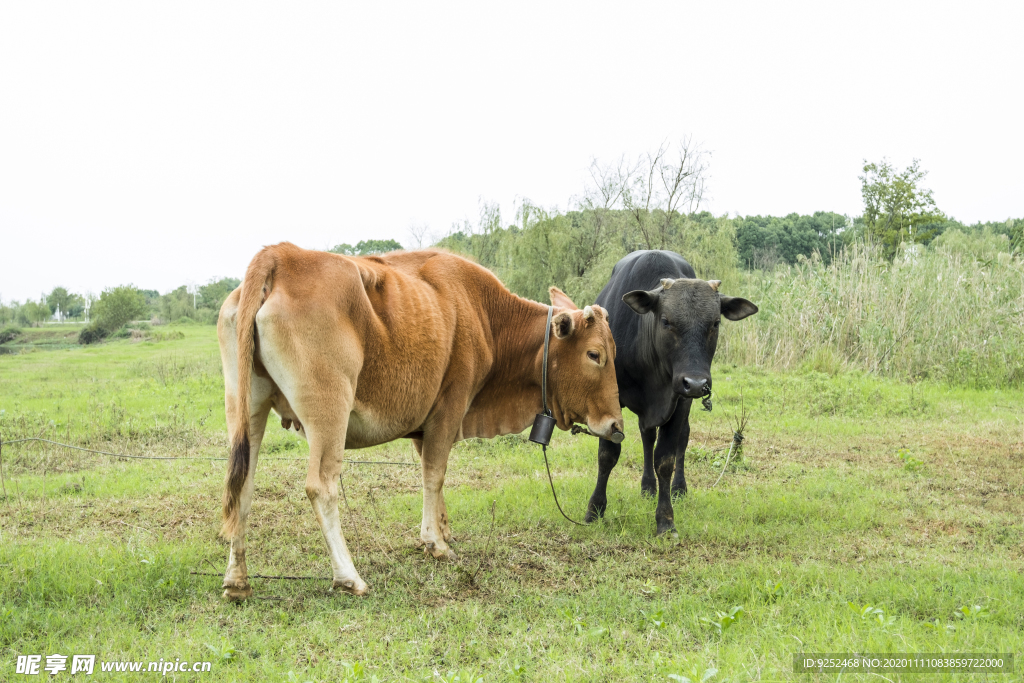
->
1 325 1022 682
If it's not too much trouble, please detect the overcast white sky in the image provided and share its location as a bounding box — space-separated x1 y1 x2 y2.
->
1 1 1021 301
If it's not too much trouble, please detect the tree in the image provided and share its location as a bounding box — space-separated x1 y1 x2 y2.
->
64 293 85 319
621 139 710 251
436 202 506 269
860 158 945 259
198 277 241 312
46 287 72 321
160 285 196 322
91 285 147 333
407 223 432 249
736 211 846 268
357 239 403 254
0 299 15 325
17 300 50 326
328 239 404 256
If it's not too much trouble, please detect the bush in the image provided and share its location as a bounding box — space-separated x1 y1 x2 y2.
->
78 323 108 345
0 326 21 344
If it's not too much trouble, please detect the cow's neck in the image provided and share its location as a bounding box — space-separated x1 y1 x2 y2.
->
635 312 673 383
461 295 564 440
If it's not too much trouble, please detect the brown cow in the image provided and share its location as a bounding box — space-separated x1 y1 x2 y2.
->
218 243 624 599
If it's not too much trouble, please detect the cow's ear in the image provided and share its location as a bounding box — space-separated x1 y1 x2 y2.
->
552 311 576 338
720 296 758 321
622 289 659 315
549 286 579 310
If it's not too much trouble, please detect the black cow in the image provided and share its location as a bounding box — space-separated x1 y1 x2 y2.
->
579 250 758 535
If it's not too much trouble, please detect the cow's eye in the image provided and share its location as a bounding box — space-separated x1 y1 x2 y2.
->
661 316 670 328
587 350 600 363
713 320 720 329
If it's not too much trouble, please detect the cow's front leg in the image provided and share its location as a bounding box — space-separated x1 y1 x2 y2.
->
653 449 676 536
670 399 693 497
639 426 658 496
414 437 453 544
653 405 690 536
419 424 460 561
585 437 622 522
438 495 453 543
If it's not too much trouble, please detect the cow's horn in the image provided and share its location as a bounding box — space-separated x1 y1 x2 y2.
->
583 305 594 321
708 280 721 292
660 278 675 290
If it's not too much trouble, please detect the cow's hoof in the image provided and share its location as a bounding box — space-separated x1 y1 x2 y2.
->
640 481 657 497
331 578 369 596
670 486 687 499
585 499 606 523
221 582 253 602
425 541 458 562
655 522 677 537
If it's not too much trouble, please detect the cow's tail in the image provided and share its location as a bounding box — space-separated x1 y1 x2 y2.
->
221 248 277 539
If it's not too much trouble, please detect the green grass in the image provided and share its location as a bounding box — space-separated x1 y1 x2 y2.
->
1 326 1022 681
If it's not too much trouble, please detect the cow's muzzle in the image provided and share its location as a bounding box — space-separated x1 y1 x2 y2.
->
675 374 711 399
588 416 625 444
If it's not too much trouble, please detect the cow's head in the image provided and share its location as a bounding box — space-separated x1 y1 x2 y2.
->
622 278 758 399
547 287 624 443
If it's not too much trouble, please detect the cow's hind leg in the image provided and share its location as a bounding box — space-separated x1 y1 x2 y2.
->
639 426 658 497
304 384 368 596
222 398 272 601
585 437 622 522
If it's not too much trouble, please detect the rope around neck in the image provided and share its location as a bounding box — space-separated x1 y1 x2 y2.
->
541 305 552 416
539 305 586 526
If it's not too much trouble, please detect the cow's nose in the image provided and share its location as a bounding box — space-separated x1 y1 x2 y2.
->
609 417 625 444
591 416 625 443
678 376 709 398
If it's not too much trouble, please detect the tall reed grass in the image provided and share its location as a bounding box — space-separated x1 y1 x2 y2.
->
719 229 1024 388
